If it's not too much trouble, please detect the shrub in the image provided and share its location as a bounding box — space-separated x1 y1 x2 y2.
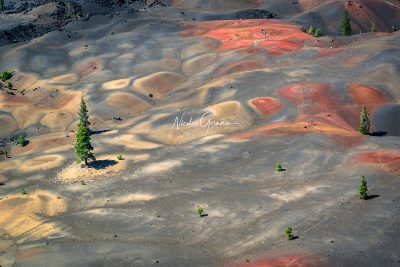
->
359 176 368 200
286 226 293 240
81 181 86 185
7 82 13 90
359 106 370 135
196 206 204 217
17 134 27 147
117 154 123 160
0 70 12 82
275 162 282 172
314 28 322 37
21 188 27 195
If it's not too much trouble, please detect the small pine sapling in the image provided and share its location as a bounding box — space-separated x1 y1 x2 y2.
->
314 28 322 37
196 206 205 217
307 25 315 35
17 134 27 147
371 19 377 32
341 9 352 36
286 226 293 240
359 106 370 135
275 162 283 172
359 176 368 200
117 154 123 160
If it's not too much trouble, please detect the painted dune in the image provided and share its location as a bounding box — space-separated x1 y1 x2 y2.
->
0 0 400 266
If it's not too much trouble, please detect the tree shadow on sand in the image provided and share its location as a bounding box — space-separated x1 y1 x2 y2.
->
89 159 118 170
369 131 387 137
365 194 380 200
90 129 114 135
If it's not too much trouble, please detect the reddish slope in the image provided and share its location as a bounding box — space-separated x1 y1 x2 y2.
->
182 19 313 55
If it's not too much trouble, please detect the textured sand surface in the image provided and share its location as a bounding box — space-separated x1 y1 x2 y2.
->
1 1 400 266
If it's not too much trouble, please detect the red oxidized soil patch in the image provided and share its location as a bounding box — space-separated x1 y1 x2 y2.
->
216 60 264 76
278 82 338 113
234 253 328 267
347 83 388 112
230 116 361 146
0 92 30 106
249 97 282 116
350 150 400 172
182 19 312 55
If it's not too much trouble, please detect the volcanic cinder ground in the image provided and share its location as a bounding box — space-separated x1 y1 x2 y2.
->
1 0 400 266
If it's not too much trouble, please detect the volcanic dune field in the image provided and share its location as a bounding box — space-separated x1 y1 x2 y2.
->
1 0 400 266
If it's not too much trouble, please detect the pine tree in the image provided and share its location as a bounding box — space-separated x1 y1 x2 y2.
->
75 97 95 166
286 226 293 240
359 176 368 200
275 162 282 172
359 106 370 135
0 0 4 13
341 9 352 36
307 25 315 35
314 28 322 37
371 19 377 32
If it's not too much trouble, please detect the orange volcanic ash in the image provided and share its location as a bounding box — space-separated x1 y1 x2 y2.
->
347 83 389 112
230 116 360 145
182 19 313 55
234 253 327 267
350 150 400 172
278 82 338 113
250 97 282 116
230 81 366 145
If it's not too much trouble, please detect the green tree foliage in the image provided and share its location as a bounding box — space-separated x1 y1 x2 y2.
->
275 162 282 172
359 106 370 135
359 176 368 200
17 134 27 147
0 71 12 82
0 0 4 12
371 19 377 32
196 206 204 217
286 226 293 240
117 154 123 160
75 97 95 166
307 25 315 35
341 9 352 36
7 82 13 90
314 28 322 37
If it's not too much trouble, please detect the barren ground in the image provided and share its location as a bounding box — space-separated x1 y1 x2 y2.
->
1 0 400 266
